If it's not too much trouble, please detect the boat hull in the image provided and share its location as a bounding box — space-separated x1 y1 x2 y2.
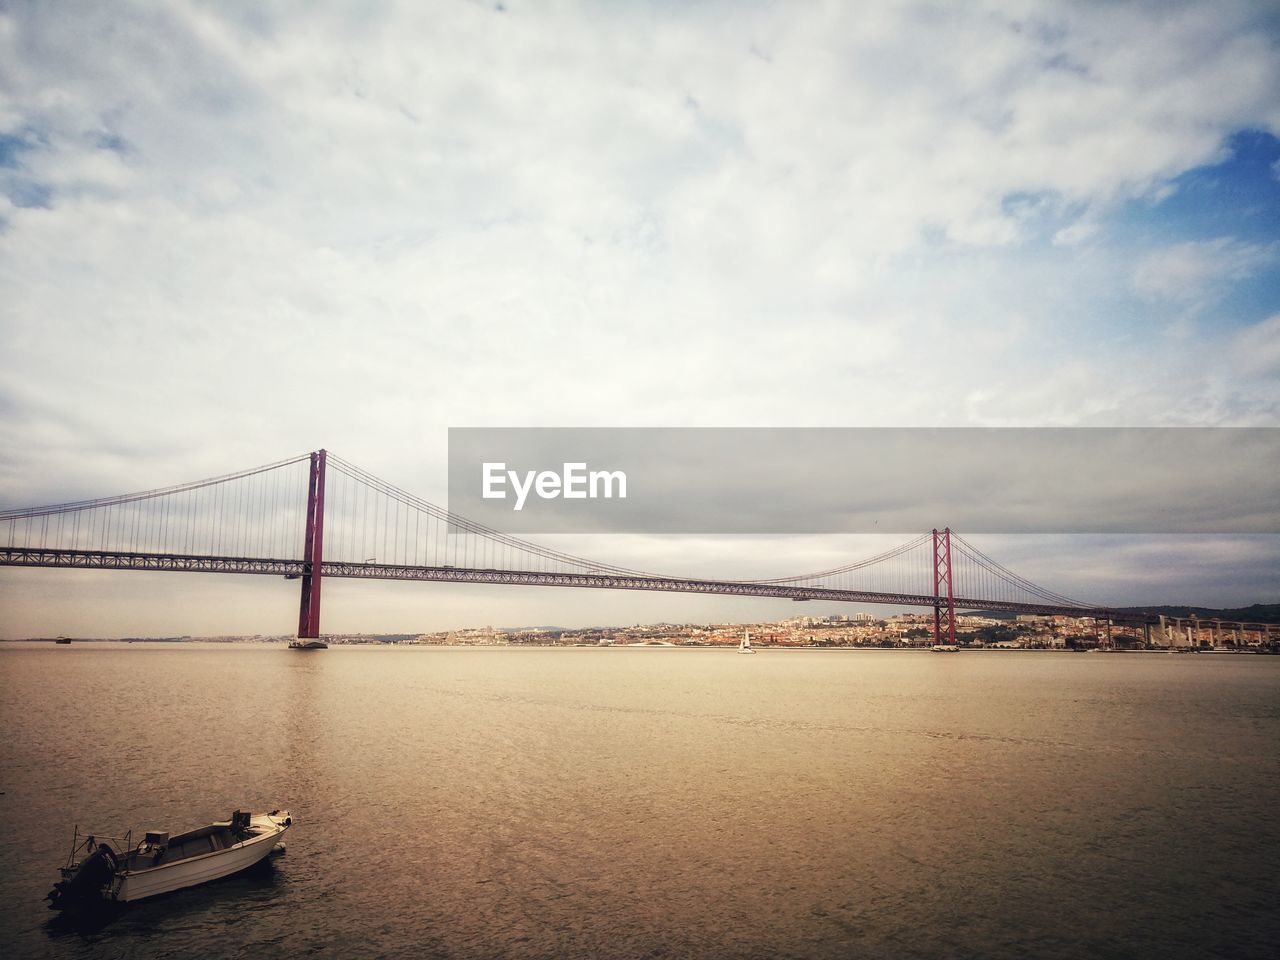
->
113 813 290 903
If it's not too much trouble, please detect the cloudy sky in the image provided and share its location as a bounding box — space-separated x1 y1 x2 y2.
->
1 0 1278 637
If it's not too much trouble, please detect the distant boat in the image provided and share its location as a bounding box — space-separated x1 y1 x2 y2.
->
931 644 959 652
47 809 291 910
54 636 72 645
288 639 328 650
738 630 757 654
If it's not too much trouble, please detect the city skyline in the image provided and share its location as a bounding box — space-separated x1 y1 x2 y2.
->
13 606 1278 646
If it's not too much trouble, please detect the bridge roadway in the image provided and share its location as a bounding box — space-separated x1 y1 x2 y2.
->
0 546 1152 624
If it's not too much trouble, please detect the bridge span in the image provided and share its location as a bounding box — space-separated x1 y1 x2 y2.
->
0 449 1172 644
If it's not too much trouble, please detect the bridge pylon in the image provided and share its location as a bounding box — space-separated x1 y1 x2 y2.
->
297 449 327 638
932 527 956 647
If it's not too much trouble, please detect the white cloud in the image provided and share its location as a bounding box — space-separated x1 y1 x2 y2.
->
1 2 1275 437
1052 219 1099 246
1233 313 1280 377
1132 238 1275 303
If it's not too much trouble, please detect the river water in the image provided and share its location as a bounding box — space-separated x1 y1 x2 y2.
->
0 644 1277 959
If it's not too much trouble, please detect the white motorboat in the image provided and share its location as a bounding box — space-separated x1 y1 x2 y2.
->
47 809 292 910
738 630 757 654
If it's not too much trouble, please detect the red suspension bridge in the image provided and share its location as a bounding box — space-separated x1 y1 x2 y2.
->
1 449 1152 644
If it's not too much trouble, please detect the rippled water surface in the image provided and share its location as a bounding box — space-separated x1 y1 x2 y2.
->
1 644 1278 958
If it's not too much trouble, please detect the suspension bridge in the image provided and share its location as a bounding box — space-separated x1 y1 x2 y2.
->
1 449 1154 645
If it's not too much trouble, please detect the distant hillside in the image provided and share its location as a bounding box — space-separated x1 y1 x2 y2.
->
1114 603 1280 624
964 604 1280 624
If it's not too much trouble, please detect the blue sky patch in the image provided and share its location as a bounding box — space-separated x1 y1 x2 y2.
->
1094 130 1280 333
0 133 30 168
4 180 53 209
1121 129 1280 247
96 133 128 154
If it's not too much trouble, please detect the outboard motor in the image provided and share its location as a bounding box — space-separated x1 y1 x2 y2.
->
46 844 118 911
231 810 252 836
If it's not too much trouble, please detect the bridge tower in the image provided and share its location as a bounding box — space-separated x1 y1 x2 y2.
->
932 527 956 647
298 449 327 638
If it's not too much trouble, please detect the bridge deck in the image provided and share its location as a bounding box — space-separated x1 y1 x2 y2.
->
0 547 1152 623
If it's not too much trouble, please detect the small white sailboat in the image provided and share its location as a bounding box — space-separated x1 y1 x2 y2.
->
47 809 292 910
738 629 757 654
